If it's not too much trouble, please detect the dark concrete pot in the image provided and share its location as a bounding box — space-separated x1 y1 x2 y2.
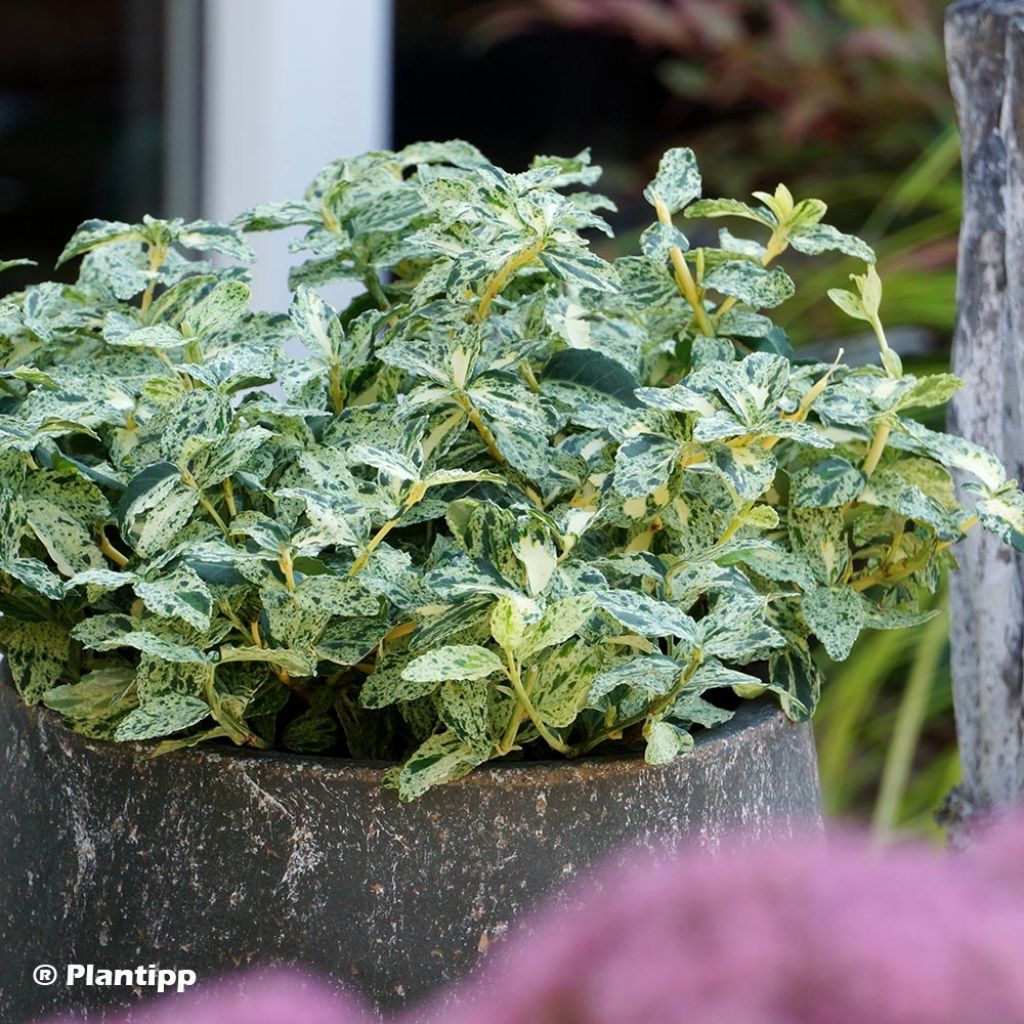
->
0 666 821 1023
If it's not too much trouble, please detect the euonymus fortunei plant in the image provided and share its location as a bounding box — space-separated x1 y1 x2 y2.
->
0 143 1020 799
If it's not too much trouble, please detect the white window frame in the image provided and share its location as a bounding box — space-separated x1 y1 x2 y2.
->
200 0 393 309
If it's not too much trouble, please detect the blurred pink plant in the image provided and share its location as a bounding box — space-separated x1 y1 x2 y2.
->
57 818 1024 1024
425 817 1024 1024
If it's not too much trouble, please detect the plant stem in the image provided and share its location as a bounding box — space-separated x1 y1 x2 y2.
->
520 359 540 394
498 702 526 756
198 492 230 537
454 393 507 466
567 648 703 758
98 531 130 567
349 517 399 577
505 651 570 755
862 424 891 477
180 468 231 537
718 503 753 545
140 243 167 315
327 358 345 415
475 241 544 321
278 547 297 592
653 196 713 337
222 478 237 518
363 269 390 312
852 543 933 592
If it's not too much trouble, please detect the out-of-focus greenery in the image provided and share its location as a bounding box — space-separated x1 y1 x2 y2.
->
468 0 961 836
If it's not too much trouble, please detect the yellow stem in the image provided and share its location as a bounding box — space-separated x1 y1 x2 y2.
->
350 517 400 577
455 395 507 466
505 650 570 754
520 359 540 394
222 478 237 518
328 358 344 415
139 244 167 315
653 195 713 337
278 547 297 592
862 424 891 477
98 532 130 567
717 506 751 545
476 241 544 321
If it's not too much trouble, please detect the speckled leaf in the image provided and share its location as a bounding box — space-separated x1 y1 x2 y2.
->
684 197 774 226
359 663 443 709
56 219 144 266
801 585 865 660
699 594 785 662
114 692 211 741
0 618 69 703
788 506 849 585
277 488 369 551
634 382 716 416
218 644 316 676
792 457 866 509
177 219 255 262
317 616 390 667
595 590 698 641
538 243 619 292
613 434 680 498
72 614 207 663
24 473 106 576
395 731 485 801
789 223 875 262
520 594 596 659
977 488 1024 552
282 710 338 754
490 593 531 650
709 444 777 500
643 718 694 765
289 285 344 360
182 280 251 337
670 692 735 729
402 644 505 683
438 680 492 755
643 147 702 213
639 222 689 261
134 566 213 630
590 654 682 706
42 667 138 738
512 520 557 596
894 418 1006 491
703 261 795 309
532 639 604 727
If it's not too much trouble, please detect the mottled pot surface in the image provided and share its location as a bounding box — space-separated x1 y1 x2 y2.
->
0 665 821 1022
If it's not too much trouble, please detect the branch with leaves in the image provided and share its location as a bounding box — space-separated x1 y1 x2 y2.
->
0 143 1019 799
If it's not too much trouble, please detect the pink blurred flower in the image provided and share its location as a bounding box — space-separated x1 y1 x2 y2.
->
423 818 1024 1024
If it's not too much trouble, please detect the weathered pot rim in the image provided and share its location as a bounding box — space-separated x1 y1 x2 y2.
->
0 656 788 788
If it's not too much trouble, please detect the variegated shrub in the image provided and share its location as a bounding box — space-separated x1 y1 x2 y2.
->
0 144 1020 799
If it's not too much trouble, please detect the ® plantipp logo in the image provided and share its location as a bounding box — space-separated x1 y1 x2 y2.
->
34 964 198 994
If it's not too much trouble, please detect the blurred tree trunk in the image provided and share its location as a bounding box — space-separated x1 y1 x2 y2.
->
945 0 1024 836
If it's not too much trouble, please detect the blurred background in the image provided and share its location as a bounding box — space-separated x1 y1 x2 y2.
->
0 0 957 838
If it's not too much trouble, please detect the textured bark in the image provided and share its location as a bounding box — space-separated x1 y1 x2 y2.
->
946 1 1024 823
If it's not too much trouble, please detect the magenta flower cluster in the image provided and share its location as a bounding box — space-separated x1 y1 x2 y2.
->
62 818 1024 1024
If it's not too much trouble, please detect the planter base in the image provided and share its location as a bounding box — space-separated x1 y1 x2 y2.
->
0 674 820 1022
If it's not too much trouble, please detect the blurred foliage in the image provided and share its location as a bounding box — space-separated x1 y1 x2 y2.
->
466 0 962 836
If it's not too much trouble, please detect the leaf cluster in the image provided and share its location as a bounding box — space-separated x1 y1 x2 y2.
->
0 143 1017 799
